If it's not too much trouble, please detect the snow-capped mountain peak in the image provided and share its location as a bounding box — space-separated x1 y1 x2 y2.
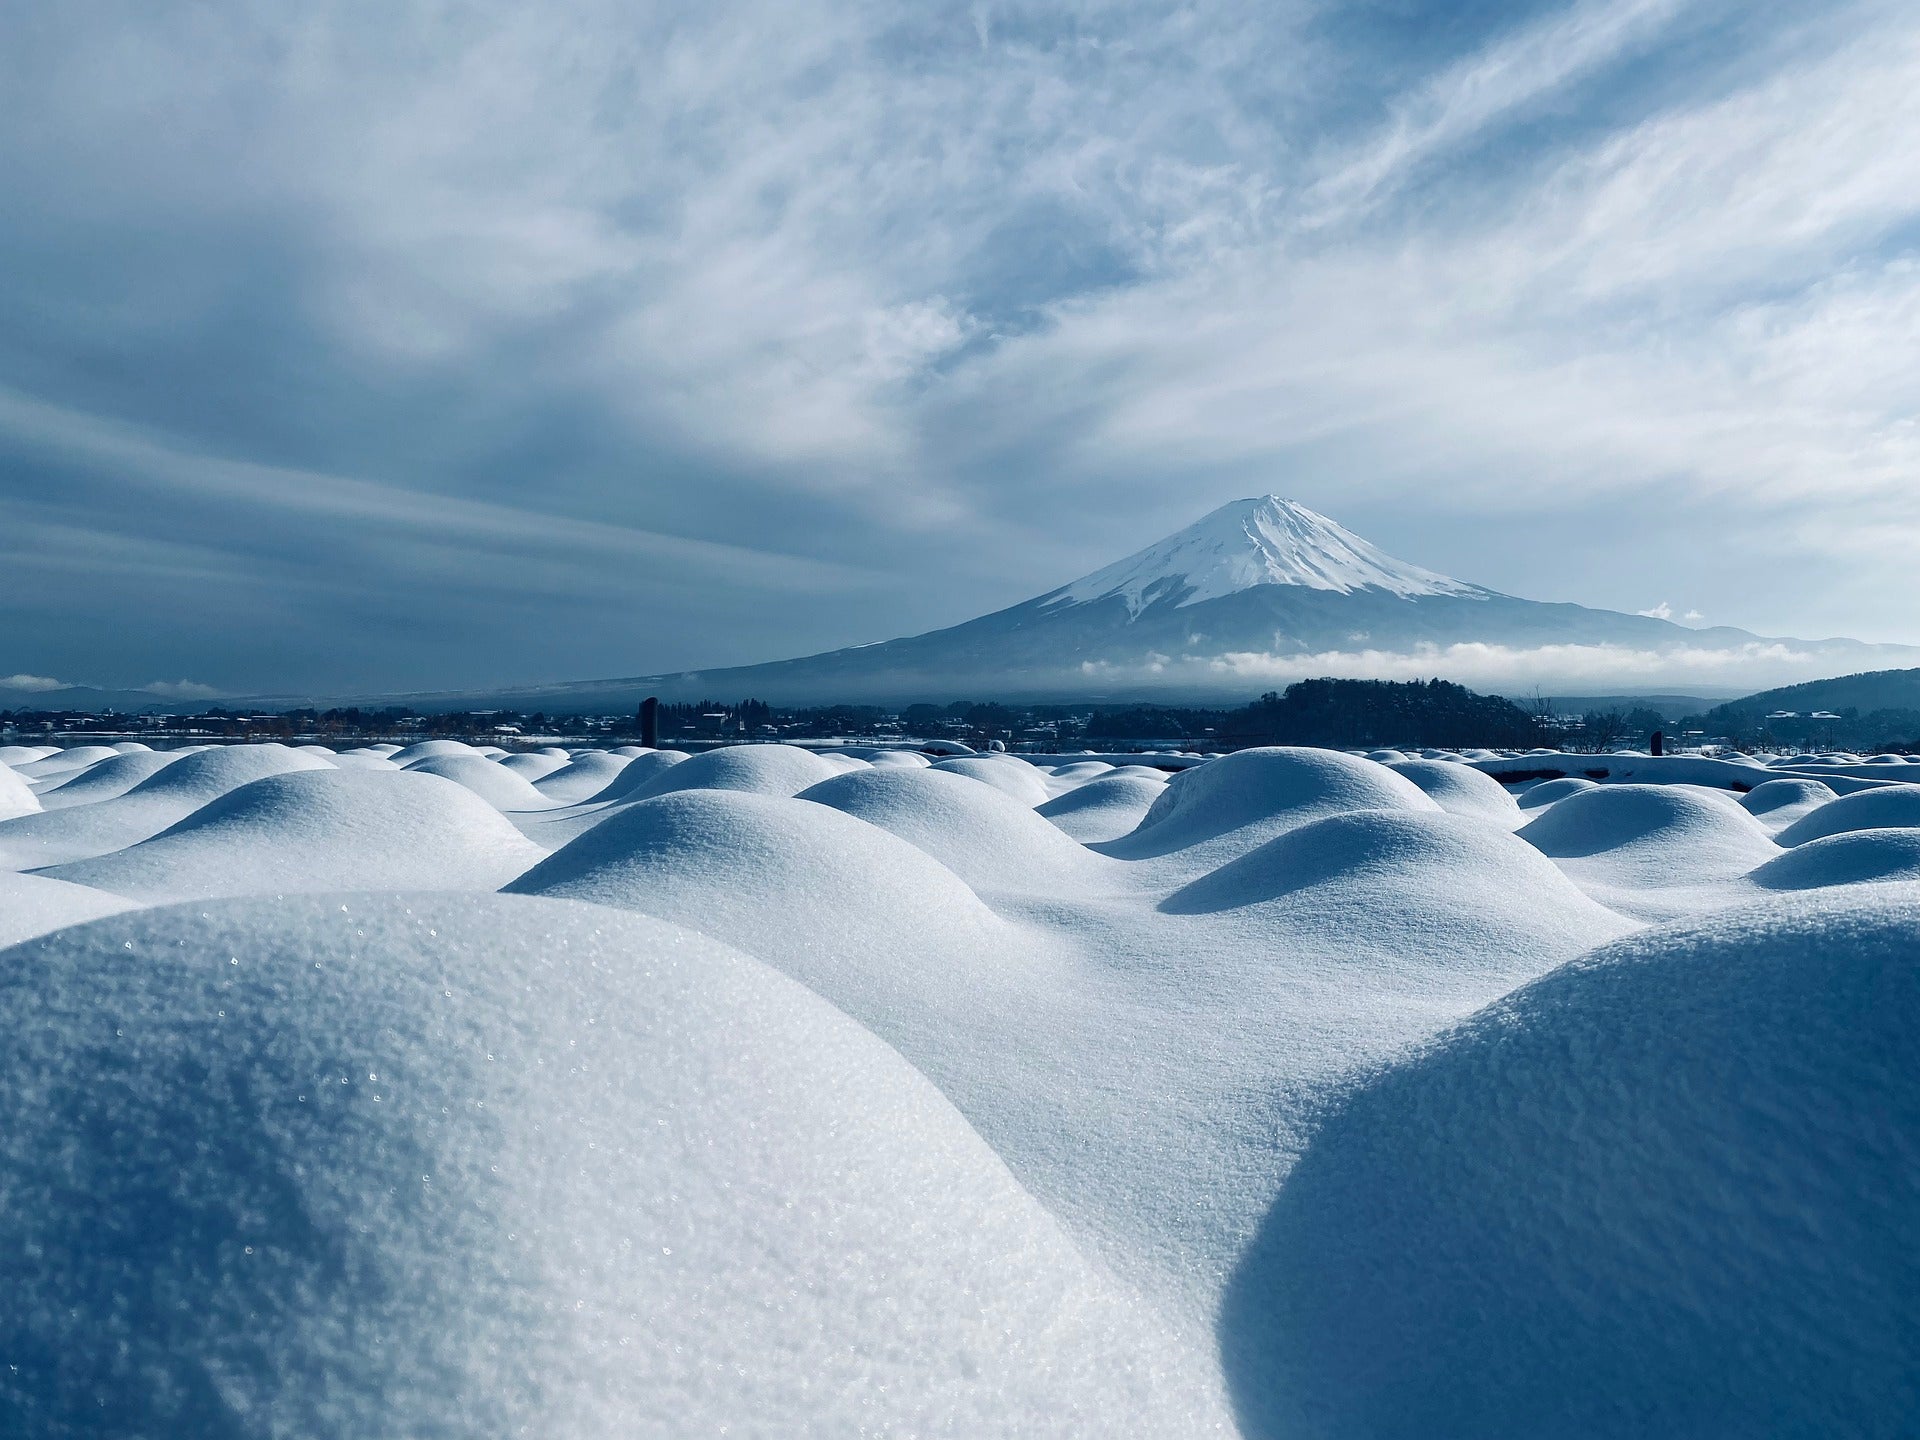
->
1043 495 1486 617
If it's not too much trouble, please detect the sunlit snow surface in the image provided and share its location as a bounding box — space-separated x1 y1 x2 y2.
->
2 738 1917 1436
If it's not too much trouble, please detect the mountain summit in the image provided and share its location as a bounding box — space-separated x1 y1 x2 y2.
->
323 497 1920 709
1043 496 1487 614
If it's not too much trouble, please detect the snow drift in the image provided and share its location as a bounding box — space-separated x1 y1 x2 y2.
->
3 737 1919 1435
0 894 1224 1436
45 769 545 901
1224 890 1920 1439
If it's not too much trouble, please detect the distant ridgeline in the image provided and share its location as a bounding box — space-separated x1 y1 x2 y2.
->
1682 667 1920 749
1088 679 1542 749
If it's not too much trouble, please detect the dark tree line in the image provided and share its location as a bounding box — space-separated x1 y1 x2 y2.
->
1219 679 1543 748
1680 703 1920 752
1086 679 1543 748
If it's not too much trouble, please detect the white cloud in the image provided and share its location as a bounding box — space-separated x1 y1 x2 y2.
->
1076 639 1830 693
1637 602 1674 620
0 383 876 596
1304 0 1690 225
1 673 67 692
142 679 222 699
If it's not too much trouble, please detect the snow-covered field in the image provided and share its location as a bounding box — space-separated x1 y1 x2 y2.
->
2 737 1915 1435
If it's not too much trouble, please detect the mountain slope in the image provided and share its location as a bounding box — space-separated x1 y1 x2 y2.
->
1046 496 1489 612
262 497 1920 711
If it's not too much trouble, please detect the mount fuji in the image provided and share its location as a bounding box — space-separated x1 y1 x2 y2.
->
381 497 1920 708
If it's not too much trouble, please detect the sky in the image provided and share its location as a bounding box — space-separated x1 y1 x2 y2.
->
4 0 1919 698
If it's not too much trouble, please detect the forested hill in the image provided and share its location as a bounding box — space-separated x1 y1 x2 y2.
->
1687 667 1920 748
1696 669 1920 723
1089 678 1541 749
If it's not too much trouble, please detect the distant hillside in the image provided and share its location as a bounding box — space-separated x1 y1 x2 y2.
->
1691 668 1920 748
0 684 218 716
1702 669 1920 723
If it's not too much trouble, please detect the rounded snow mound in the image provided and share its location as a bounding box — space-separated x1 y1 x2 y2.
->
1385 759 1521 826
1750 828 1920 890
1776 783 1920 847
1168 809 1570 912
1515 776 1599 809
122 742 335 805
1107 747 1439 858
510 790 1007 974
862 748 932 769
388 739 481 764
626 743 845 801
1165 810 1628 961
0 893 1218 1436
1223 889 1920 1439
19 744 122 777
34 751 182 806
531 752 634 804
1037 774 1168 844
46 769 545 902
0 746 342 872
319 750 400 771
0 872 135 949
1517 783 1773 859
498 751 569 779
1738 777 1841 836
930 756 1053 807
1739 777 1838 816
0 762 40 822
402 753 560 811
1047 761 1116 785
799 767 1119 894
574 749 691 803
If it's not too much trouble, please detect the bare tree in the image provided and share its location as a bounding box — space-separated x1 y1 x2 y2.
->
1581 709 1629 752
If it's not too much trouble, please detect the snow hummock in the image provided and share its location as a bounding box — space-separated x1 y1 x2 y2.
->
0 761 40 822
1776 782 1920 846
1226 890 1920 1438
1104 745 1441 865
1042 495 1488 616
4 738 1920 1431
45 769 545 901
0 894 1224 1435
1037 772 1168 843
1386 758 1525 827
0 870 134 948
